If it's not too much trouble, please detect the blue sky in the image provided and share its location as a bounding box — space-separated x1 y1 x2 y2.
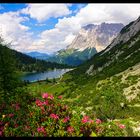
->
0 3 140 54
0 4 87 38
0 3 27 12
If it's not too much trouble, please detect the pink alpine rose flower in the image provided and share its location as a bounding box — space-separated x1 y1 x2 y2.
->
96 119 102 124
37 127 45 133
119 124 125 129
63 116 70 123
67 126 74 133
45 100 49 105
0 131 2 136
42 93 49 99
35 99 42 106
81 116 89 123
50 113 59 120
35 99 46 107
58 95 62 99
48 95 54 100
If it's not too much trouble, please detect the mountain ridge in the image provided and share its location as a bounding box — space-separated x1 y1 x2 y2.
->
48 22 124 66
25 51 51 60
0 44 71 73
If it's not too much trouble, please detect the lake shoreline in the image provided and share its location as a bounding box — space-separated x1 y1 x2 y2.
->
21 69 73 83
26 77 60 84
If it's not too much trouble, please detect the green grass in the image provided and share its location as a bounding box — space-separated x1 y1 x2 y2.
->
27 78 70 97
27 69 140 123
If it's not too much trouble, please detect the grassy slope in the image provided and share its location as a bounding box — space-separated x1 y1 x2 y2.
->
48 48 97 66
27 28 140 135
11 46 71 72
28 64 140 115
27 63 140 135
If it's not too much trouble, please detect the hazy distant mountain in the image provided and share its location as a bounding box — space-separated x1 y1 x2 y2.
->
0 47 70 73
25 51 51 60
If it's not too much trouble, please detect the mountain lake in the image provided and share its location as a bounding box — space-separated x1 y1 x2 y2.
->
21 69 72 82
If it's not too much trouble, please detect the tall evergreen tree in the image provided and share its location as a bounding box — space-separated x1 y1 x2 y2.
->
0 39 19 94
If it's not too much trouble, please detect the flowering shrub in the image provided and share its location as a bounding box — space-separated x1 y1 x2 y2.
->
0 91 128 137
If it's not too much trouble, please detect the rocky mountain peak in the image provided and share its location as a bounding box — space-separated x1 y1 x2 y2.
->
82 24 96 30
68 22 124 52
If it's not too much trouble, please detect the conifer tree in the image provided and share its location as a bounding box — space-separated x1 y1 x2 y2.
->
0 38 19 94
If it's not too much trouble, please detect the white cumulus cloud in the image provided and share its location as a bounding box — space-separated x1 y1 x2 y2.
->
20 4 72 22
0 11 33 52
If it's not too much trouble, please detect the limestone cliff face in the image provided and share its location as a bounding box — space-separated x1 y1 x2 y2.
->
85 16 140 76
68 23 124 52
102 16 140 54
